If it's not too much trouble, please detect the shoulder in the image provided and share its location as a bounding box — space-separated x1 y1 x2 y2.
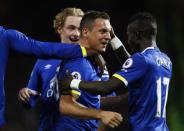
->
64 58 89 68
35 59 46 65
160 52 172 70
0 26 5 33
62 58 92 78
0 26 7 39
161 52 172 64
131 53 146 61
123 53 147 68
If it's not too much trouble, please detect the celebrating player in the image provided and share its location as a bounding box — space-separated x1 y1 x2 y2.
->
61 12 172 131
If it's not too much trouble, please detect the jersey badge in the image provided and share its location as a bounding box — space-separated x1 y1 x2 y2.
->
44 64 52 69
122 58 133 69
71 71 81 80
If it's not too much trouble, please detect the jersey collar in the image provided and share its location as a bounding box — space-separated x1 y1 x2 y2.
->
141 46 155 54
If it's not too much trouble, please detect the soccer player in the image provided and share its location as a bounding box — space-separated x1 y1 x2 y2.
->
57 11 123 131
18 8 122 131
61 12 172 131
0 26 93 127
0 23 96 129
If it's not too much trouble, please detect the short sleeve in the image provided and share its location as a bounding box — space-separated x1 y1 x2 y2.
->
113 53 148 86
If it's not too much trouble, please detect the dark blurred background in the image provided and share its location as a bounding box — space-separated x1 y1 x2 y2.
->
0 0 183 130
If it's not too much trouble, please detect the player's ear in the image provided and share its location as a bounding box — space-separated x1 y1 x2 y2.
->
57 26 63 35
81 27 88 37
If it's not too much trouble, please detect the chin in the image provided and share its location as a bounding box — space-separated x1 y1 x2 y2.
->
98 48 106 53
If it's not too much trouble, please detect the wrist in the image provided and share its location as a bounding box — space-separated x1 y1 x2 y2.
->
110 36 123 50
70 79 81 90
98 110 105 120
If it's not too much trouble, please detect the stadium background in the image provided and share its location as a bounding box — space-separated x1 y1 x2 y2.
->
0 0 183 130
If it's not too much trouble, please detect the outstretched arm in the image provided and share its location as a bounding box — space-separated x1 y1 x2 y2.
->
6 29 96 59
61 76 125 95
79 77 124 95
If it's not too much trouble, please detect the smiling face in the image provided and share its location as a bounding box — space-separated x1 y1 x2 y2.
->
84 18 111 53
57 16 82 44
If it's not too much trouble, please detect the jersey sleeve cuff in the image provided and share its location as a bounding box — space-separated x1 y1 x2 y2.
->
112 73 128 86
80 46 87 57
70 90 81 96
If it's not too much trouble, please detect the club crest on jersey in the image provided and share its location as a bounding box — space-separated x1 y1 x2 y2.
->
44 64 52 69
122 58 133 69
71 71 81 80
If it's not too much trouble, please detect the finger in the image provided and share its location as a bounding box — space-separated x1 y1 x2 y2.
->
107 122 115 128
110 28 115 38
20 90 30 101
108 120 119 127
24 89 31 100
25 89 31 98
28 89 40 96
18 93 28 103
112 118 121 125
115 113 123 122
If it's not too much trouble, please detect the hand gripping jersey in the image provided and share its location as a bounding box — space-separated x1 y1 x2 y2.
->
113 47 172 131
0 26 85 126
57 57 109 131
26 59 61 131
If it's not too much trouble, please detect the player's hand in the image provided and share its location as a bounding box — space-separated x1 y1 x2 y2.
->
110 27 115 39
18 88 38 103
59 74 73 92
99 111 123 128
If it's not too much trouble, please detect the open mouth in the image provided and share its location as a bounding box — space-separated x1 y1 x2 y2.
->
69 36 79 42
101 41 108 46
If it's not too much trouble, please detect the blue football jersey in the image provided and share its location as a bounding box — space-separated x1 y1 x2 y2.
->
58 57 108 131
113 47 172 131
27 59 61 131
0 26 85 126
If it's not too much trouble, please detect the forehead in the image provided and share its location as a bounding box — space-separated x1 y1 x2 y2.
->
127 23 133 30
64 16 82 26
127 23 135 34
93 18 111 30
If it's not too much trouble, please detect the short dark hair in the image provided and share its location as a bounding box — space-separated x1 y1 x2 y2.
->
80 10 110 31
128 12 157 40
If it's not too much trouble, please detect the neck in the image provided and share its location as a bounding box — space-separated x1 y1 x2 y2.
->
79 38 90 48
140 39 157 51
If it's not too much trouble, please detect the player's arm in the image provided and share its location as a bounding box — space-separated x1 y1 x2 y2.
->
59 94 123 128
100 92 128 110
6 29 96 59
110 28 130 64
61 76 125 95
79 77 125 95
18 61 41 108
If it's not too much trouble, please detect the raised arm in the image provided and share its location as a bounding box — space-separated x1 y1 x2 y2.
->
110 28 130 64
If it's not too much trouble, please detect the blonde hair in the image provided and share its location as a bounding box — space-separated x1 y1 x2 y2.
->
53 7 84 32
